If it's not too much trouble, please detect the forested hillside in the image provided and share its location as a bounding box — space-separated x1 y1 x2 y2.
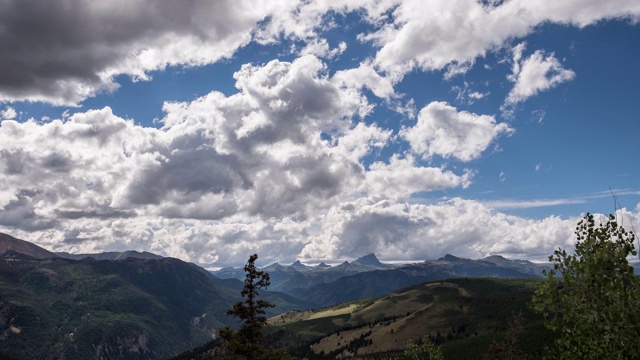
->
0 253 311 359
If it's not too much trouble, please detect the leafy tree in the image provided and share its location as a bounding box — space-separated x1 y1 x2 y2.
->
218 254 295 360
532 213 640 359
403 336 444 360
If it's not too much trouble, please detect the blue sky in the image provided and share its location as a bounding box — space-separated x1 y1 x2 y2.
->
0 0 639 267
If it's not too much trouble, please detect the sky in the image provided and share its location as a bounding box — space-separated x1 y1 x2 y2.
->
1 0 639 268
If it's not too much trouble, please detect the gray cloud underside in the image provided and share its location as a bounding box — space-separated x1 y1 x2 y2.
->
0 0 638 105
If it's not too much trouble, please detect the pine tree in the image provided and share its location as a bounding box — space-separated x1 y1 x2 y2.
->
218 254 295 360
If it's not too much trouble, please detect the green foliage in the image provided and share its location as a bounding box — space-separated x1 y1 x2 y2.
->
532 213 640 359
403 336 444 360
219 254 295 360
0 258 218 359
268 278 549 359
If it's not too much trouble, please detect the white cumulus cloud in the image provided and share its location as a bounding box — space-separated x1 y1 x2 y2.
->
362 0 640 80
502 43 575 116
300 197 579 263
401 101 513 162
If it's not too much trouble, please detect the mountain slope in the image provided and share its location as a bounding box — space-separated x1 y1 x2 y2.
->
289 269 434 307
0 233 56 259
0 253 311 360
267 278 552 359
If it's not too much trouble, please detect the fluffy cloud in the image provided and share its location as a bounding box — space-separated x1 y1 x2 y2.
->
149 55 374 219
364 0 640 79
0 0 296 105
502 43 575 115
1 0 638 105
363 0 499 78
0 54 485 266
401 101 513 162
0 0 394 105
0 107 150 227
300 197 579 262
299 38 347 59
364 155 473 199
1 107 17 120
517 0 640 27
333 63 396 99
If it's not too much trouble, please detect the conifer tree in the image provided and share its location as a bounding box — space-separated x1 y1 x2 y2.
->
218 254 295 360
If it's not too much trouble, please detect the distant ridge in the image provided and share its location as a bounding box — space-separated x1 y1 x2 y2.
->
0 232 57 259
0 232 165 262
56 250 163 261
437 254 457 261
289 254 548 307
290 260 310 270
263 262 286 272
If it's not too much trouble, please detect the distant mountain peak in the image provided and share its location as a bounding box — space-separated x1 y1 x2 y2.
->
289 260 311 270
354 253 384 266
0 232 57 259
315 262 331 268
439 254 462 262
263 262 285 271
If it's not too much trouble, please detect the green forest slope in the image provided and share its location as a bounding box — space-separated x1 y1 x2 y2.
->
266 278 553 359
0 254 310 360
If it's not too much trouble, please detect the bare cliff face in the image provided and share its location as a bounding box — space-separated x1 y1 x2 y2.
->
0 233 57 259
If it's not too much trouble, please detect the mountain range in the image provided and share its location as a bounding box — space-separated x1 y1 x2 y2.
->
215 253 394 294
0 232 551 359
213 252 549 307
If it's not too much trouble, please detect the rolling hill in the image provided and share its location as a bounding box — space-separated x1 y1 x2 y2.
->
266 277 554 359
